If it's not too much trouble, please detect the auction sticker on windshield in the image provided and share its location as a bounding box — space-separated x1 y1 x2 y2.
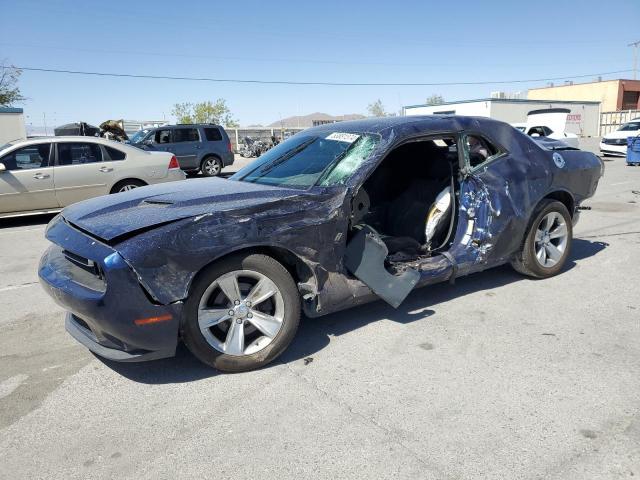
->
326 132 361 143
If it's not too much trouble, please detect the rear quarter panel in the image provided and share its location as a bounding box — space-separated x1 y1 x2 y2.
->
113 151 174 187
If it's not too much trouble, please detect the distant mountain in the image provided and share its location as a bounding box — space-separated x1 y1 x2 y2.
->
268 112 366 128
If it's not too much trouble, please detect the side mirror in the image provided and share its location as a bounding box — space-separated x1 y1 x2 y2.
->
0 162 6 173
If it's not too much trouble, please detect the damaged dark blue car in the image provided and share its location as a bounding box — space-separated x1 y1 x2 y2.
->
39 116 603 372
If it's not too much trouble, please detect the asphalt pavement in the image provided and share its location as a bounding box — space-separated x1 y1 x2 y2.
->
0 140 639 479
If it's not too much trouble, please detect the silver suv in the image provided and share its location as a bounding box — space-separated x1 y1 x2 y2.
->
130 124 234 176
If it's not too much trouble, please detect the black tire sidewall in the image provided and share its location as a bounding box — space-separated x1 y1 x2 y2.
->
522 200 573 278
182 254 301 372
111 179 145 194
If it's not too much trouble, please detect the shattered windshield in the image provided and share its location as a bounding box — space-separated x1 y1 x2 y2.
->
232 132 379 188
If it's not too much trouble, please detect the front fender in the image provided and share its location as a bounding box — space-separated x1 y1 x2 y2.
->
115 188 349 305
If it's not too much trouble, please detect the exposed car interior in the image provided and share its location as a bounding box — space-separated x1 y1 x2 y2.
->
349 136 461 268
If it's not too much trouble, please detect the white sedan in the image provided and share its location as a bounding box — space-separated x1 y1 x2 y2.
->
512 122 579 148
599 118 640 156
0 136 186 218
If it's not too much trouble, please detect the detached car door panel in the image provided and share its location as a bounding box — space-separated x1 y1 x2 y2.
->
53 142 114 206
0 143 57 214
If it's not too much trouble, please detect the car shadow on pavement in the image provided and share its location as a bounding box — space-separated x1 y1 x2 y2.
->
100 238 608 384
0 213 57 229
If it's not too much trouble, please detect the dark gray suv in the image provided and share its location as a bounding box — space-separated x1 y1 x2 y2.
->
130 124 234 176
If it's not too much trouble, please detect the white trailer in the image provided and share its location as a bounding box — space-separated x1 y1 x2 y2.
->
403 99 601 137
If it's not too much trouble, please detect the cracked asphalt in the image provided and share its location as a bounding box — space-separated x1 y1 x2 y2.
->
1 140 639 479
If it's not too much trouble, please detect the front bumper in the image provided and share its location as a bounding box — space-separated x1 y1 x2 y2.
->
223 151 235 167
39 216 183 362
599 142 627 156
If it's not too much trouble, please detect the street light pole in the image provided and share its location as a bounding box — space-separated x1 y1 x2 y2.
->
629 40 640 80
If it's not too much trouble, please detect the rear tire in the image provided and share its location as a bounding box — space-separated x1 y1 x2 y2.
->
511 200 572 278
201 156 222 177
110 179 146 194
182 254 301 372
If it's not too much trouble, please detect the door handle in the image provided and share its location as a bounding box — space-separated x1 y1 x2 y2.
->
33 173 50 179
99 166 113 173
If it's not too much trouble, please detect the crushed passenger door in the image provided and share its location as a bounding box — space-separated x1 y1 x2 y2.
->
344 225 420 308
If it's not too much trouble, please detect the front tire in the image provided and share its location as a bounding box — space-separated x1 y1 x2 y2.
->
182 254 301 372
511 200 572 278
201 156 222 177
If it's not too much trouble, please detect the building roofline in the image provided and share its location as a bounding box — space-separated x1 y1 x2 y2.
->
0 107 24 113
528 78 640 91
403 98 601 109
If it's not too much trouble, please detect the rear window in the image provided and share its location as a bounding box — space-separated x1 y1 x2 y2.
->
204 127 223 141
174 128 200 142
105 146 126 161
57 143 102 165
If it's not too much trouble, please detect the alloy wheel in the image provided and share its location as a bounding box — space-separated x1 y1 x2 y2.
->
118 184 139 192
203 158 221 176
197 270 285 356
534 211 568 268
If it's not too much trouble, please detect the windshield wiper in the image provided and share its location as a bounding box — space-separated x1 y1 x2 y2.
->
252 137 318 178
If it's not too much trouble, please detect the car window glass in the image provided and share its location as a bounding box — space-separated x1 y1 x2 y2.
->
155 130 172 144
528 127 541 136
105 146 126 161
204 127 223 141
57 143 103 166
1 144 51 170
129 129 150 143
320 135 380 186
174 128 200 142
238 133 379 188
620 122 640 131
464 135 501 169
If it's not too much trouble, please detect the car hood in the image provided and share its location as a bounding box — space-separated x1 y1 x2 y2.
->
604 130 640 139
61 178 304 242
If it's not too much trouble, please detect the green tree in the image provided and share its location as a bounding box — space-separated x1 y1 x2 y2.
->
0 62 25 106
425 94 444 105
172 99 239 127
367 99 388 117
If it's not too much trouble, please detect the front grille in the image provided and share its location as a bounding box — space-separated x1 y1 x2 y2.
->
63 250 103 279
58 247 106 292
602 138 627 145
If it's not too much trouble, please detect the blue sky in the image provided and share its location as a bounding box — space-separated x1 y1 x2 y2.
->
1 0 638 128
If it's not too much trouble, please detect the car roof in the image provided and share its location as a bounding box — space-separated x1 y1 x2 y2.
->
301 115 511 137
159 124 223 128
0 136 148 155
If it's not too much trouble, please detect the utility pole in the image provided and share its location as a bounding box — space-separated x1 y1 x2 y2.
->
629 40 640 80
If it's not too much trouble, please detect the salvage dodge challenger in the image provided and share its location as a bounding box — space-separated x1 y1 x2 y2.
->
39 116 603 372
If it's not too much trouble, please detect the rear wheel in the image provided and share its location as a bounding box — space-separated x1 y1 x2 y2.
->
110 179 146 194
201 156 222 177
511 200 572 278
182 254 301 372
